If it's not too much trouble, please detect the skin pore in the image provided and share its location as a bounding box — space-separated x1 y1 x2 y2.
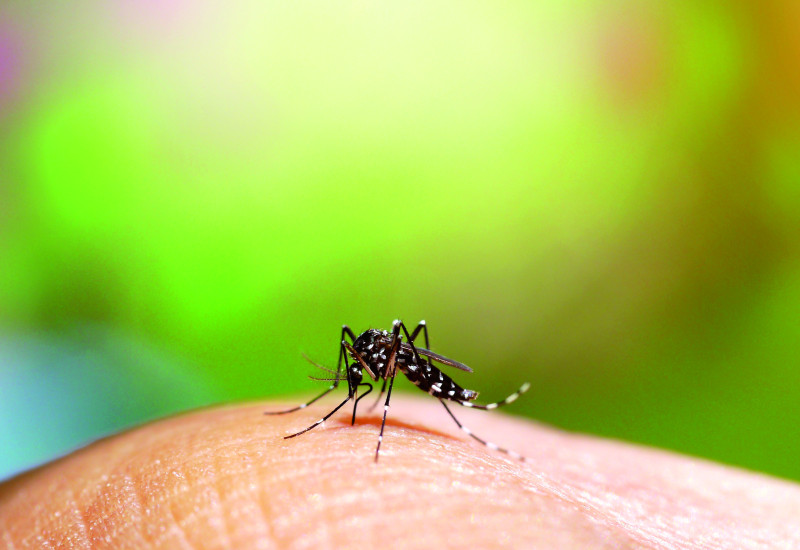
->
1 396 800 549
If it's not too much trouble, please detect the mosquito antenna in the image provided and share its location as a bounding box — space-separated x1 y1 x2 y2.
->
302 353 340 376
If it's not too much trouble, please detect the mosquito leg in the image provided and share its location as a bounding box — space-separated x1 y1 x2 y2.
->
351 382 373 425
339 325 357 373
264 381 340 415
390 319 402 341
458 382 531 411
395 320 423 364
386 320 405 370
350 384 359 425
440 400 526 462
342 325 357 341
367 378 388 412
408 320 430 349
375 369 397 462
339 325 357 395
284 394 353 439
408 320 433 368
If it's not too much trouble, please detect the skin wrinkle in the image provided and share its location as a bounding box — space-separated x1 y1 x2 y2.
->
535 450 794 550
209 460 266 548
253 423 621 548
130 454 193 548
219 452 273 550
70 481 96 550
138 430 205 546
204 456 236 549
537 479 683 550
158 486 198 550
99 476 138 546
195 432 304 547
524 455 757 549
2 528 18 550
157 455 220 549
0 418 708 550
2 398 800 549
253 480 277 550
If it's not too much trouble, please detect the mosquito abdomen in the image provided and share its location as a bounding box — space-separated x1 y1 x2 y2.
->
400 361 478 402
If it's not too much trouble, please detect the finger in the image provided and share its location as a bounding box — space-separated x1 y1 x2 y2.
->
1 397 799 549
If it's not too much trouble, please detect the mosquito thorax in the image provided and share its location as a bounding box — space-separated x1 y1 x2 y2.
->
350 329 393 362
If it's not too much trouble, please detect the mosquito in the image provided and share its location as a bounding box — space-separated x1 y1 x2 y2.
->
265 320 530 462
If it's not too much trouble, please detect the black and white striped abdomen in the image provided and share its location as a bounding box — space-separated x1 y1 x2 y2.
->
398 359 478 402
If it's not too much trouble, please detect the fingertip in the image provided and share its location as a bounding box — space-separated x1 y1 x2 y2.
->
2 397 800 549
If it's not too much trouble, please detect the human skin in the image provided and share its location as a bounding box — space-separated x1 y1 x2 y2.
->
1 397 799 549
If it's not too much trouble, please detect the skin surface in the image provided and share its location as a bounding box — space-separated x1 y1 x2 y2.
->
1 396 800 549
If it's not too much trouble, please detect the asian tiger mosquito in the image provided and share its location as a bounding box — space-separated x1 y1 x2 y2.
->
265 320 530 462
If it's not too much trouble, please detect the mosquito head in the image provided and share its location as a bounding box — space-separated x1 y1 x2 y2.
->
348 364 363 385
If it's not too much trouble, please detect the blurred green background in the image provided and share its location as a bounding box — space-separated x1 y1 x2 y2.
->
1 0 799 481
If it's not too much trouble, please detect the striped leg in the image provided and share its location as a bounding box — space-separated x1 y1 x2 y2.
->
339 325 357 372
440 400 526 462
340 325 357 397
395 320 422 364
375 321 402 462
263 382 340 415
284 394 352 439
408 320 435 372
375 370 397 462
459 382 531 410
408 320 430 349
367 377 388 412
351 383 373 425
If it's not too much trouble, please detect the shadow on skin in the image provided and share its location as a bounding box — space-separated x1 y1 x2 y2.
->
2 396 800 549
324 412 460 441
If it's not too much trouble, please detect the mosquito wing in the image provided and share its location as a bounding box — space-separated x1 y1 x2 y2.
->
401 343 474 373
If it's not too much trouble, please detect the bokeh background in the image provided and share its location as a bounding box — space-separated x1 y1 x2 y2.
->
1 0 799 482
